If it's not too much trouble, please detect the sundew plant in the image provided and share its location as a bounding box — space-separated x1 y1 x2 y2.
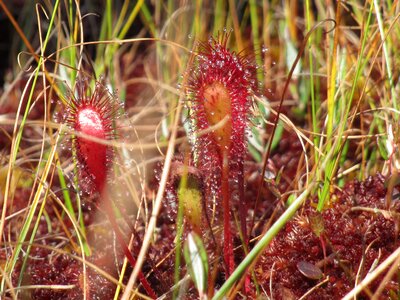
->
1 1 400 299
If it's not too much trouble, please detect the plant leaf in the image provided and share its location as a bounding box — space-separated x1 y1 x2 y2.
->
184 232 209 298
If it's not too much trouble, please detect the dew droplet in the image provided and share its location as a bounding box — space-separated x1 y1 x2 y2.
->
262 45 269 54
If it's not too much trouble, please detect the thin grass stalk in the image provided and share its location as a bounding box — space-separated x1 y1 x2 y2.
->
373 0 396 115
317 0 341 211
228 0 243 51
305 0 320 164
213 0 226 35
97 0 144 76
1 130 61 293
17 172 53 289
67 0 76 83
249 0 263 83
318 1 375 211
0 2 61 290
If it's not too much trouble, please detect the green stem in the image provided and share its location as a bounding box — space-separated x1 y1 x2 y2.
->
305 0 320 163
173 162 188 299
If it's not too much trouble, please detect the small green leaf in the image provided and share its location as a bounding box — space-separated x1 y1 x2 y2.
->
286 193 296 207
184 232 209 298
178 176 203 231
377 136 389 161
271 120 284 151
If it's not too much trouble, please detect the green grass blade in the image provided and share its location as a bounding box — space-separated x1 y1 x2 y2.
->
213 184 314 300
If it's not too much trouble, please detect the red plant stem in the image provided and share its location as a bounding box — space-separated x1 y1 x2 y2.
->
320 235 327 274
237 159 248 244
102 193 157 299
237 159 251 294
112 200 166 290
222 150 234 277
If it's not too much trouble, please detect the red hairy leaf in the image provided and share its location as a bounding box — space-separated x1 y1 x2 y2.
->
185 31 259 277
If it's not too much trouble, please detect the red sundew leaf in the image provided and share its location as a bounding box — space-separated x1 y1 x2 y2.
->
203 81 232 150
75 107 108 193
184 31 259 277
66 77 121 195
185 31 259 202
186 31 258 160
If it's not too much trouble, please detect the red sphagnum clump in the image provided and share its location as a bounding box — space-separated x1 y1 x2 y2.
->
185 31 258 276
256 174 400 299
66 78 119 196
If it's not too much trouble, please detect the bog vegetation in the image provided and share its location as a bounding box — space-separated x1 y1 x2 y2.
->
0 1 400 299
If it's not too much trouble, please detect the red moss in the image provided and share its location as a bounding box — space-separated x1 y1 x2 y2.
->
26 249 116 300
256 174 400 299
